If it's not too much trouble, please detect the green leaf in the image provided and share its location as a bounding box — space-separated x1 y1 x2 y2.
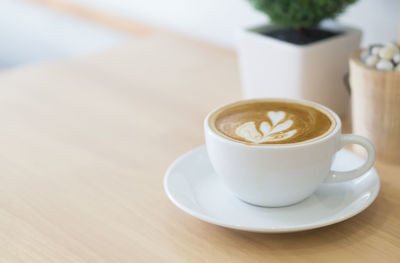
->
248 0 358 29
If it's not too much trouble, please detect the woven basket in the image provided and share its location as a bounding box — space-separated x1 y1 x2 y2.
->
349 50 400 163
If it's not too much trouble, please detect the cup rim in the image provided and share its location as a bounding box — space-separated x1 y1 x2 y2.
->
204 98 342 149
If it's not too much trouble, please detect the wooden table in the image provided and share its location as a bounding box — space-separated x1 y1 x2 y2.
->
1 33 399 262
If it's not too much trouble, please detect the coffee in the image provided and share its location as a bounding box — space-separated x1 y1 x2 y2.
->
208 99 336 145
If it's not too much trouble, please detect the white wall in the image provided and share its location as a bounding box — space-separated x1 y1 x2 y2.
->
0 0 125 68
65 0 399 48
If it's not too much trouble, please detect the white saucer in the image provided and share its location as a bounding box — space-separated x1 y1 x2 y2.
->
164 146 380 233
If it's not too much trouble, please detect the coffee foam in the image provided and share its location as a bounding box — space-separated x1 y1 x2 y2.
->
235 111 297 143
209 100 336 145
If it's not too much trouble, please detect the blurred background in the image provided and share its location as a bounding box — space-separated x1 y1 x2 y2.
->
1 0 399 69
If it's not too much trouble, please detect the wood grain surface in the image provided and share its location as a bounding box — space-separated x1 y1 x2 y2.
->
32 0 154 36
0 34 399 262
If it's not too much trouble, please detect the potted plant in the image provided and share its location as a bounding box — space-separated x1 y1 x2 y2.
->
237 0 361 115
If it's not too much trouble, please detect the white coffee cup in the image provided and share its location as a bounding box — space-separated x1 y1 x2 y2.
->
204 98 375 207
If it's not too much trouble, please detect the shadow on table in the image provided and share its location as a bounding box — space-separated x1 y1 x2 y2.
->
209 193 390 254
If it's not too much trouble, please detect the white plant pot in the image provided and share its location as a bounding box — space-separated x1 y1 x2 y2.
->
236 23 362 115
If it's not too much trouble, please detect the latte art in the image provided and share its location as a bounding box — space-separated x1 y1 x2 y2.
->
209 100 335 145
235 111 297 143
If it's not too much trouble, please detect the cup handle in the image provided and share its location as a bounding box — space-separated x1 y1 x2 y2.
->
325 134 376 183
